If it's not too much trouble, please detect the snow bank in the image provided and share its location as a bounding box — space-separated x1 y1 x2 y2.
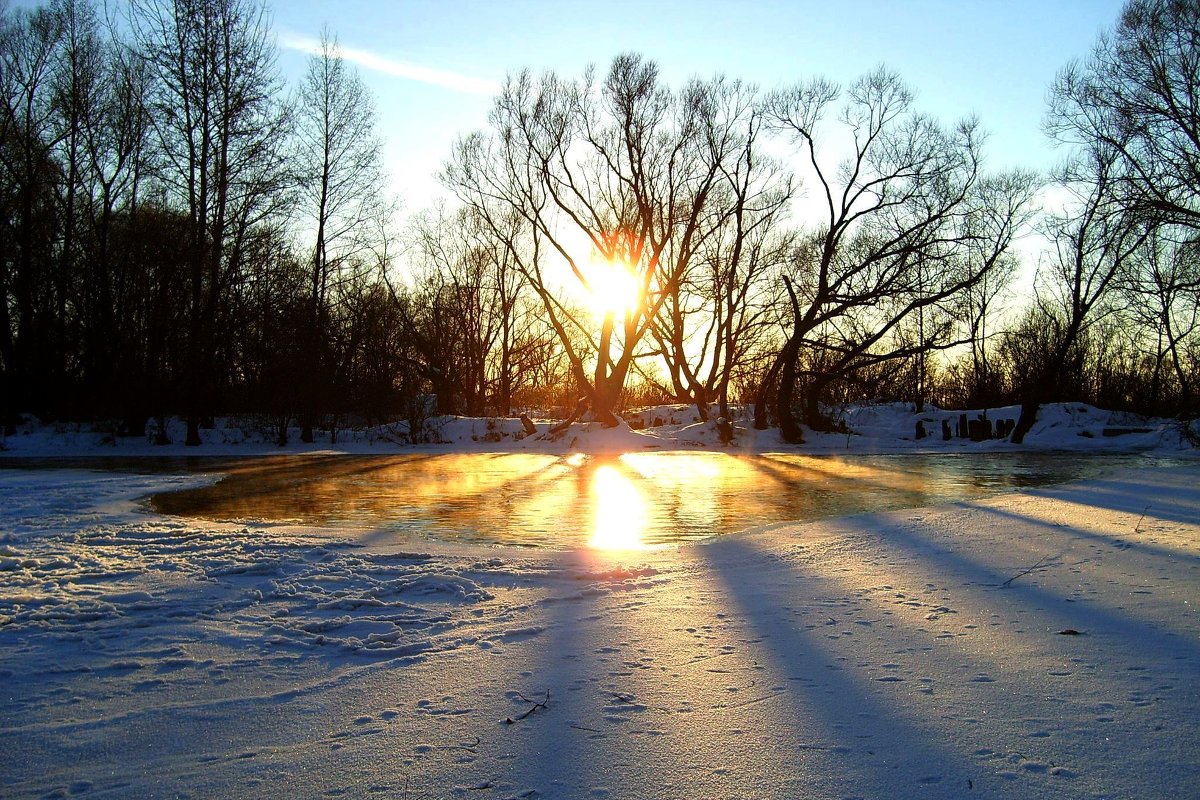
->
0 401 1191 458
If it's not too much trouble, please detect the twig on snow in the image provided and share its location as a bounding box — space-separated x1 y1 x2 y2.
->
505 690 550 724
1001 554 1051 587
722 690 786 710
1135 505 1151 535
433 737 480 752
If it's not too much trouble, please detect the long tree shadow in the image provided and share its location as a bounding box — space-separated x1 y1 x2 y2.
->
1025 470 1200 528
498 548 871 799
839 499 1200 660
792 492 1200 790
696 532 991 798
967 500 1200 568
482 551 656 798
697 507 1200 798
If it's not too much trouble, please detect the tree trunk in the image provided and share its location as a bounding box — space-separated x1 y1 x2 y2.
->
775 340 805 444
772 277 805 444
591 385 621 427
1012 325 1078 445
1010 399 1039 444
548 397 591 435
752 351 782 430
803 391 827 432
122 412 147 439
153 416 170 446
186 414 201 447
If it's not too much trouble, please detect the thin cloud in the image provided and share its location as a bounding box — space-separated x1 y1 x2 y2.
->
281 33 500 96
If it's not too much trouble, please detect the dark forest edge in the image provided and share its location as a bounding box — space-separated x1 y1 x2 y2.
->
1 0 1196 447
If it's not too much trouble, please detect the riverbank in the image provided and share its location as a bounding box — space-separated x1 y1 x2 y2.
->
1 459 1198 798
0 401 1192 457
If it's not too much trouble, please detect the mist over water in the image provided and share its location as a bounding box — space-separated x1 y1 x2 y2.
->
136 451 1166 550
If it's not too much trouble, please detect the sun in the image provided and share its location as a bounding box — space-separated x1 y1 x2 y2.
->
585 256 642 320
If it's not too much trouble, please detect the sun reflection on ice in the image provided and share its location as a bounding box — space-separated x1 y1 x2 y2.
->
588 464 649 551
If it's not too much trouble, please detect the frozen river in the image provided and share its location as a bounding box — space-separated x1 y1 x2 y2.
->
127 451 1171 549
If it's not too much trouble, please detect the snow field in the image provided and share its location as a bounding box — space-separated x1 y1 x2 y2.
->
1 461 1198 798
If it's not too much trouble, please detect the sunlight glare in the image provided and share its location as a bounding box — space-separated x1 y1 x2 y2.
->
588 464 649 551
621 452 723 481
585 255 642 320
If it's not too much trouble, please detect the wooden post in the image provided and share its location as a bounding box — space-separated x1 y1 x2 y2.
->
716 417 733 445
519 413 537 437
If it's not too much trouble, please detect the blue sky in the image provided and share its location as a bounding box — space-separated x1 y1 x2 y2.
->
10 0 1127 210
269 0 1126 210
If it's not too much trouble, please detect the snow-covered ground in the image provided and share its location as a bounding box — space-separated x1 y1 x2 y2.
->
1 403 1198 798
0 401 1193 456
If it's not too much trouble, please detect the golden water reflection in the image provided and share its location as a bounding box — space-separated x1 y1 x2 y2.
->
588 464 649 551
148 451 1132 551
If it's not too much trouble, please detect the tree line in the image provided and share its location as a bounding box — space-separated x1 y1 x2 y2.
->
2 0 1196 445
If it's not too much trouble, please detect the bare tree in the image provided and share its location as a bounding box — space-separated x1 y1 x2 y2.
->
1043 0 1200 423
292 26 393 440
948 171 1041 407
757 68 1035 442
46 0 101 377
646 78 794 421
445 54 755 427
1118 228 1199 413
130 0 291 445
1048 0 1200 233
81 16 156 430
46 0 144 423
0 2 63 427
401 204 544 416
1010 145 1149 443
956 259 1019 407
